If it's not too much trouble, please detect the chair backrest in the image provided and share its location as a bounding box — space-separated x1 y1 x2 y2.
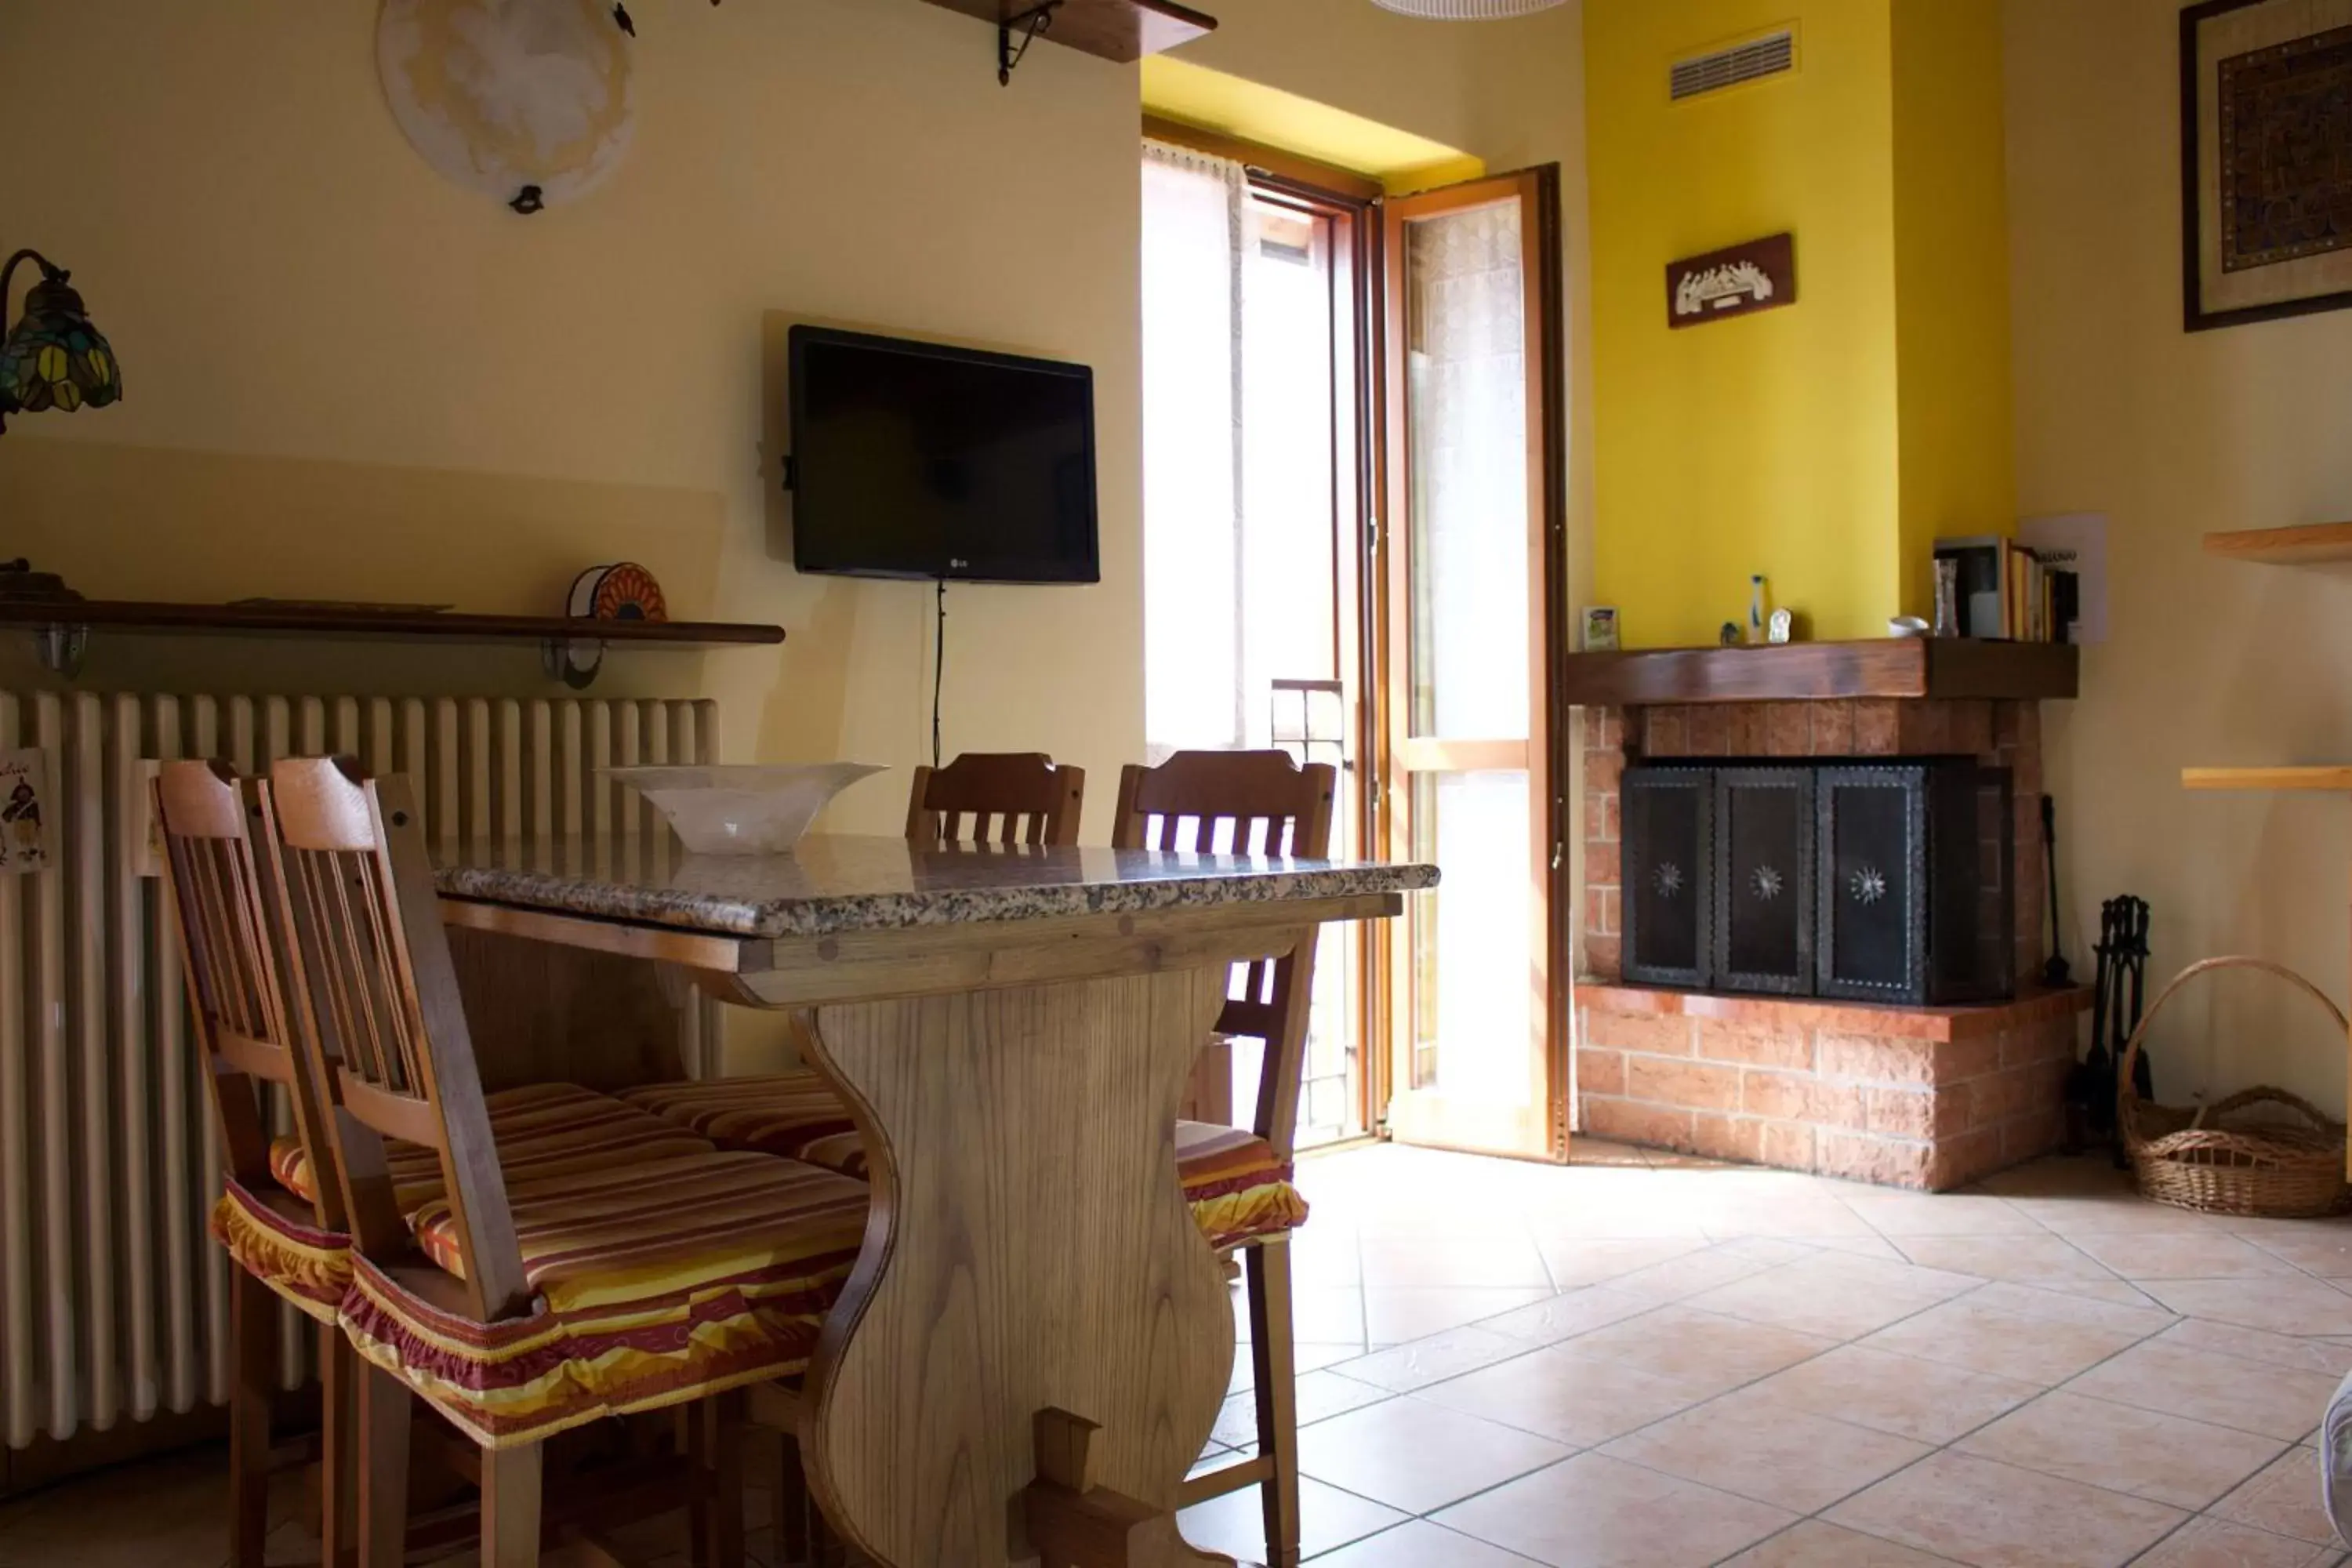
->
257 757 530 1322
154 760 345 1230
1111 751 1338 1156
905 753 1085 848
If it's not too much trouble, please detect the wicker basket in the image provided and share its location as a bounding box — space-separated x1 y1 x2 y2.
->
2119 956 2352 1218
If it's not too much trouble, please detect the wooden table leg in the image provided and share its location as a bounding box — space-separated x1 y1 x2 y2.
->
796 967 1240 1568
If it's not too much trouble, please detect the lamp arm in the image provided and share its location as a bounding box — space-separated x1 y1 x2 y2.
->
0 249 56 322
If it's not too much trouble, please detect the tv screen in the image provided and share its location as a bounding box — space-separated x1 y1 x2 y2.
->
787 326 1100 583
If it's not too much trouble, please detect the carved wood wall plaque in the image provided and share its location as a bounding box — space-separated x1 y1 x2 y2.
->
1666 233 1797 328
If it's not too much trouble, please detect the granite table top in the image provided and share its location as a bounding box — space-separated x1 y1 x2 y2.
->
432 833 1440 942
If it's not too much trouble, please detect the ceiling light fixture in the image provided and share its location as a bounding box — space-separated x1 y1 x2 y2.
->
1370 0 1567 17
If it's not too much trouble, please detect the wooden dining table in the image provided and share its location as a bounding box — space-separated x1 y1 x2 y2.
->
427 831 1436 1568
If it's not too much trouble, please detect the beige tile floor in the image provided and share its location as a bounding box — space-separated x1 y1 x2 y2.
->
6 1142 2351 1566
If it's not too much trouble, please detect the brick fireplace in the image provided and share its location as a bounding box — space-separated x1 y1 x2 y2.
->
1568 646 2092 1192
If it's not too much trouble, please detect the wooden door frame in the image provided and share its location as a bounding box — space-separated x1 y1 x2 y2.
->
1372 165 1570 1161
1144 114 1390 1143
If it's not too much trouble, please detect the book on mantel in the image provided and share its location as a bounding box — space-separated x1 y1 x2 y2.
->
1934 535 2079 643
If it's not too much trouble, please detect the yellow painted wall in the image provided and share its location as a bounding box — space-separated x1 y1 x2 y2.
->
1585 0 1904 647
1891 0 2015 618
2009 0 2352 1111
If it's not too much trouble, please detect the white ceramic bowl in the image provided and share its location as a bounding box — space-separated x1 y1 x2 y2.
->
604 764 885 855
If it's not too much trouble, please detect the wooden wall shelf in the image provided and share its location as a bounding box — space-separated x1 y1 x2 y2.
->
0 599 784 686
1559 638 2079 707
2182 766 2352 792
2202 522 2352 564
917 0 1215 71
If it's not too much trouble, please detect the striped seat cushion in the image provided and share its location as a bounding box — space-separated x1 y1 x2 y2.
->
270 1082 713 1216
209 1177 353 1323
1175 1121 1309 1250
626 1072 1308 1249
346 1152 869 1449
622 1075 866 1178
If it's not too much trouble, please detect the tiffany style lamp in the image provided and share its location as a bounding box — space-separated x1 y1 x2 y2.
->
0 249 121 433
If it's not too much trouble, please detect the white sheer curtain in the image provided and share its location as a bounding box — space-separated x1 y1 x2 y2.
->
1141 140 1247 760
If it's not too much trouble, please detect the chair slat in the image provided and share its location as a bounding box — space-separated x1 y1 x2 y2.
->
906 753 1086 848
1110 752 1337 1160
153 761 344 1229
260 759 532 1322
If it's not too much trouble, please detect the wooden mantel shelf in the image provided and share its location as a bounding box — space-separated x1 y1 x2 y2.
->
1559 637 2078 707
2202 522 2352 564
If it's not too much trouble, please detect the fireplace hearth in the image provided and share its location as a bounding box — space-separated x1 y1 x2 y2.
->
1580 691 2085 1190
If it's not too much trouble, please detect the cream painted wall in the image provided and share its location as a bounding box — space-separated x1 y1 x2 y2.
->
2009 0 2352 1109
0 2 1147 840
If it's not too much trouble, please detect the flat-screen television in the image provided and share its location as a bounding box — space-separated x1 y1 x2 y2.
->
787 325 1100 583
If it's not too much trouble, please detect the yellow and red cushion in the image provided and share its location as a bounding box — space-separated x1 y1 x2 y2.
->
627 1071 1308 1249
269 1082 711 1218
1175 1122 1308 1250
622 1075 865 1178
343 1152 869 1450
209 1177 352 1323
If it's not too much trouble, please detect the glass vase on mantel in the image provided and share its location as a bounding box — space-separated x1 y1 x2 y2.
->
1933 558 1962 637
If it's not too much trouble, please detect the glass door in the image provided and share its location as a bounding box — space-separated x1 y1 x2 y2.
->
1379 170 1566 1160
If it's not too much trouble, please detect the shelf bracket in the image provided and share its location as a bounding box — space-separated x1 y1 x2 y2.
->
31 623 88 678
998 0 1063 85
543 635 608 690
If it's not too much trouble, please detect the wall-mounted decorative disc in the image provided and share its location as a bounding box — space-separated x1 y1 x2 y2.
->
590 561 668 622
377 0 636 212
550 561 669 687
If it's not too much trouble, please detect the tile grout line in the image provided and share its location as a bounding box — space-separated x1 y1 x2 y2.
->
1312 1242 2289 1566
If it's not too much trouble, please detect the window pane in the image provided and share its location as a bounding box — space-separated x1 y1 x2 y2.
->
1403 202 1529 742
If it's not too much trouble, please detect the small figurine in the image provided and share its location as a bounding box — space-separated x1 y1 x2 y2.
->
1768 607 1794 644
1719 621 1742 647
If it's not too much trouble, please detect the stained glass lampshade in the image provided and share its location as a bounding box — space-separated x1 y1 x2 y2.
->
0 250 122 433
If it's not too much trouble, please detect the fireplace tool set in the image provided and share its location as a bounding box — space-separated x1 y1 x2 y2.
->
2067 895 2151 1159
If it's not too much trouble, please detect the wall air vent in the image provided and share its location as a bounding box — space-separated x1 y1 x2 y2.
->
1670 29 1795 101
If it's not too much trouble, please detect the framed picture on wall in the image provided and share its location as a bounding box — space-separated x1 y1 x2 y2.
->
2182 0 2352 331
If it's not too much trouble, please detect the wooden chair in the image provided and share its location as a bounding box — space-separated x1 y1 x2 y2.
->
256 757 869 1568
905 751 1085 847
154 760 356 1568
1111 750 1335 1568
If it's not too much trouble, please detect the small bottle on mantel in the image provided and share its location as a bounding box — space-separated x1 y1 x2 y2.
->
1747 575 1768 645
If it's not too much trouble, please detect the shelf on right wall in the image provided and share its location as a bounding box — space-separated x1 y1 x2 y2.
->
2201 521 2352 564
